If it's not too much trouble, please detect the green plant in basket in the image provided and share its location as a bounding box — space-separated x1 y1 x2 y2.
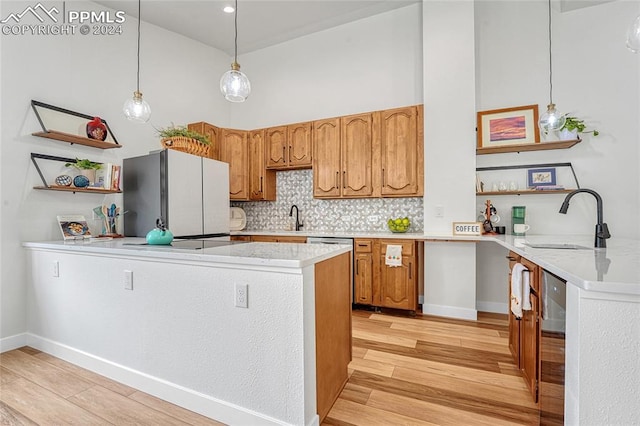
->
387 217 410 233
156 124 211 145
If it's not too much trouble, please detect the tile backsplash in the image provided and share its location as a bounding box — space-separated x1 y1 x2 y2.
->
231 170 424 232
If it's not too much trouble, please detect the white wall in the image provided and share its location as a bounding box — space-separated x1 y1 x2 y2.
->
475 0 640 310
0 0 232 343
423 1 478 320
229 3 423 129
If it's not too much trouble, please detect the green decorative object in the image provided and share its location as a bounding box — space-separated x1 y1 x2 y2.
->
146 218 174 245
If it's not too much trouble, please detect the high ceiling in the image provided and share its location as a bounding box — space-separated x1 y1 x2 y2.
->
94 1 419 56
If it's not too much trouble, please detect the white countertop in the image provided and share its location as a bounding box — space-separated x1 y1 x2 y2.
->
235 229 640 295
22 238 351 270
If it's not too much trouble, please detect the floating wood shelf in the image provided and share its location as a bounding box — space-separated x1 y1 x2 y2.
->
34 186 122 194
32 131 122 149
476 138 581 155
477 189 574 196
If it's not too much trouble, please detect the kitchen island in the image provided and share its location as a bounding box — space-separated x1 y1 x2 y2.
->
22 239 352 426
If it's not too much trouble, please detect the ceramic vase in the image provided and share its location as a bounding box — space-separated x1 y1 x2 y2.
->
86 117 107 141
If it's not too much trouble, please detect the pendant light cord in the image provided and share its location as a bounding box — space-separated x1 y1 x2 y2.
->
136 0 141 92
547 0 553 104
234 0 238 64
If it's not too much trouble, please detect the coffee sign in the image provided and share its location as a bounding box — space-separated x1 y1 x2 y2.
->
452 222 482 236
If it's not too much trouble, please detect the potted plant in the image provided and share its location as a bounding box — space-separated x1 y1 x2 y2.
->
64 158 103 186
559 116 599 140
157 124 212 158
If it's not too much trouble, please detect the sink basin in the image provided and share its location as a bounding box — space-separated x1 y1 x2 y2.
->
524 243 592 250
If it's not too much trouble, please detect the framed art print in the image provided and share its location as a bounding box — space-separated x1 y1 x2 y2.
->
477 104 540 148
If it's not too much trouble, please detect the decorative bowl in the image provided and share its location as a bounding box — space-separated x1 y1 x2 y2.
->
387 217 410 233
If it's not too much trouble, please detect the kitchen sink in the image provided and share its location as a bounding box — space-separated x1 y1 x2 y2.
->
524 243 592 250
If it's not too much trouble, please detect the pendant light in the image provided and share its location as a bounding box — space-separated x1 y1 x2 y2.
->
626 14 640 53
123 0 151 123
538 0 565 133
220 0 251 102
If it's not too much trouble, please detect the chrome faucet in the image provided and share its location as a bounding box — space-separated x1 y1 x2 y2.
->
559 188 610 248
289 204 303 231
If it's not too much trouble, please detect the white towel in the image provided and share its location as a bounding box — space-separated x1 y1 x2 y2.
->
510 263 531 318
385 244 403 267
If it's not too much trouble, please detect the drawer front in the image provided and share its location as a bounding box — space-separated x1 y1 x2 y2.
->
354 239 373 253
380 240 414 256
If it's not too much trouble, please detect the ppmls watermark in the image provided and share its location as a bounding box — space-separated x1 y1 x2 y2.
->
1 2 126 36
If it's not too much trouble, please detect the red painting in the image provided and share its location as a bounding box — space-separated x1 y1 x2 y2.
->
489 115 526 142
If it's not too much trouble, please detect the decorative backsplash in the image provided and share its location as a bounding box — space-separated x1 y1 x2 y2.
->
231 170 424 232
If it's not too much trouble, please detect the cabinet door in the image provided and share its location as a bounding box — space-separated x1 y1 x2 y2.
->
188 122 221 161
507 251 521 367
220 129 249 200
248 130 276 201
522 291 540 402
313 118 341 198
265 126 287 169
379 106 422 197
287 122 312 168
341 113 374 197
379 256 416 311
276 236 307 243
250 235 279 242
354 253 373 305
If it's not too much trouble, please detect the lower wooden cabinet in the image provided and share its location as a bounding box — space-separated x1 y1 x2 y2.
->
249 235 307 243
508 252 541 403
355 238 420 312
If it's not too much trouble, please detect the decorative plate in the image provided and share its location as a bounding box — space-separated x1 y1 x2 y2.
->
73 175 90 188
55 175 72 186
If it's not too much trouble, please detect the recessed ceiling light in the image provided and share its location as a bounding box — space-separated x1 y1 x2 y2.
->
223 5 234 13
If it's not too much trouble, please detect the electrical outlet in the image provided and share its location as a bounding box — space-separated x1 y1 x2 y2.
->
367 215 380 223
235 283 248 308
53 261 59 277
341 216 352 222
435 205 444 218
124 270 133 290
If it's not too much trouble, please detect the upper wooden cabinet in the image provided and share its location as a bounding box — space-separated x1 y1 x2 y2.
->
380 106 424 197
248 129 276 201
266 122 312 170
313 114 375 199
219 129 249 201
313 105 423 199
187 122 221 160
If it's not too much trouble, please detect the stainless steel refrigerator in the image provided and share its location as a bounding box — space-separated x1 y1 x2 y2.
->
123 149 230 238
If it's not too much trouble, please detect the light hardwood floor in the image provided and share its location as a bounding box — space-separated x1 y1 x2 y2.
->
0 310 538 425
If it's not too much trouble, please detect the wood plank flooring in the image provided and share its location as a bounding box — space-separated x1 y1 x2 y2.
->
0 310 539 425
322 310 539 426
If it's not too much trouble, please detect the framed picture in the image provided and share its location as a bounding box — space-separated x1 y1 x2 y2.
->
477 104 540 148
527 168 557 187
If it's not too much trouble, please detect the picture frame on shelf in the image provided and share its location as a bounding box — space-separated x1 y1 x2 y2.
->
527 167 557 187
477 104 540 148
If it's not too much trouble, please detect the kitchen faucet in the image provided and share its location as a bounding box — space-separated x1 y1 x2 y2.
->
289 204 303 231
559 188 610 248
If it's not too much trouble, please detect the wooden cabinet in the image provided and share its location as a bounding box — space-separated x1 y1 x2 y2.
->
379 106 423 197
248 130 276 201
507 251 521 367
508 254 541 403
313 114 375 198
250 235 307 243
313 106 423 199
354 239 374 305
187 122 221 160
354 238 420 312
219 129 249 201
266 123 312 170
378 240 417 311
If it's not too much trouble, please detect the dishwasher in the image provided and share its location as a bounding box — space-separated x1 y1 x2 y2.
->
307 237 354 301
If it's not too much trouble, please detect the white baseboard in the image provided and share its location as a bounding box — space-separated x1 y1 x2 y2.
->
422 304 477 321
27 334 296 426
476 301 508 314
0 333 27 353
418 295 424 305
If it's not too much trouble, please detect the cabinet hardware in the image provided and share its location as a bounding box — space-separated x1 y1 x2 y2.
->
288 145 292 163
282 146 286 163
382 168 385 187
336 171 339 189
343 171 346 189
259 176 263 193
506 256 517 261
409 262 412 279
356 260 359 275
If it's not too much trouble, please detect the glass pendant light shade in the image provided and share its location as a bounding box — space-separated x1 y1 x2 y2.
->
539 103 565 133
626 15 640 53
123 91 151 123
220 62 251 102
